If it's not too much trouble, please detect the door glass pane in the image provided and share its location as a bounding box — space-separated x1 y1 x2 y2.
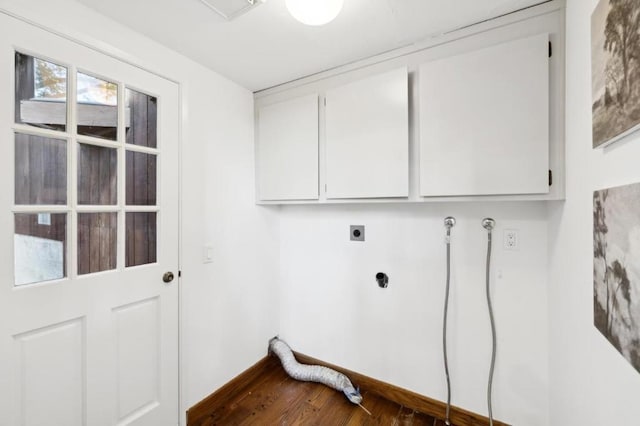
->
126 212 156 267
78 213 117 275
14 213 67 286
77 72 118 140
15 52 67 132
126 151 156 205
15 133 67 205
77 144 117 205
126 88 157 148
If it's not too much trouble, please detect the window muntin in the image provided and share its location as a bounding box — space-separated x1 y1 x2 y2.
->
13 52 161 286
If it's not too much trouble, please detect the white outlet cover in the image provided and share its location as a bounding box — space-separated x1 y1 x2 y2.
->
503 229 518 250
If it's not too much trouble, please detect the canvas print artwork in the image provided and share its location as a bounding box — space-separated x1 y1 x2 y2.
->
594 182 640 373
591 0 640 148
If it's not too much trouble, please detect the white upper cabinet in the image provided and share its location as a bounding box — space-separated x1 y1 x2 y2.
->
257 94 319 201
419 33 550 196
254 3 564 204
325 67 409 199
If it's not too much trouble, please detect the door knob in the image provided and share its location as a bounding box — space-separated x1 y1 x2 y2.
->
163 271 175 283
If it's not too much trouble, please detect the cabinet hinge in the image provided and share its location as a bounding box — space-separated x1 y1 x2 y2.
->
548 41 552 58
324 98 326 106
548 170 553 186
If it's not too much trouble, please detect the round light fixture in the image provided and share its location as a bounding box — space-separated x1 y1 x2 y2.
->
285 0 344 26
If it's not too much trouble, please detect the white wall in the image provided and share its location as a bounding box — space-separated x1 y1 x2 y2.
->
278 202 549 425
181 63 280 410
266 4 560 425
548 1 640 424
0 0 280 421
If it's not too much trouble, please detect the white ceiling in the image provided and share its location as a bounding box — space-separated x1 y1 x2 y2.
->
75 0 546 92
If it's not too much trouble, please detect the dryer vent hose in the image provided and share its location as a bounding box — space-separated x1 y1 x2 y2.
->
268 337 363 405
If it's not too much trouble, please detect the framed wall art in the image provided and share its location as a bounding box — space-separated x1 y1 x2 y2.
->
591 0 640 148
594 182 640 373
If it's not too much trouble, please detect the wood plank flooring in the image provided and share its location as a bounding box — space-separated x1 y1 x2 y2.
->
189 355 449 426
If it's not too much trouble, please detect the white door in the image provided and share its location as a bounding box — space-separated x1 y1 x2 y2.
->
0 12 180 426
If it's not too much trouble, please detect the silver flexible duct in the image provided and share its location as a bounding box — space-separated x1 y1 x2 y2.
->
269 338 363 405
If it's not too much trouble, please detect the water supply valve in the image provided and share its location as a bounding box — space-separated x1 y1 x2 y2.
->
376 272 389 288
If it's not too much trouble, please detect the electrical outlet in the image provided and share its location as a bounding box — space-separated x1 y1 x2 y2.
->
504 229 518 250
350 225 365 241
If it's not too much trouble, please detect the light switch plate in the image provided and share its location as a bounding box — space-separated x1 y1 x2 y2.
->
203 245 214 263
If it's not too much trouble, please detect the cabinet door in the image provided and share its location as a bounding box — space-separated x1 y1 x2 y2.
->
419 33 549 196
325 67 409 199
257 94 319 201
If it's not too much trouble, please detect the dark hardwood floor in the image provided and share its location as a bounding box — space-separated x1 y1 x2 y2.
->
189 355 449 426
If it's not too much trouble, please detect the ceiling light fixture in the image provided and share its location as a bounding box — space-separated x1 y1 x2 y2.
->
285 0 344 26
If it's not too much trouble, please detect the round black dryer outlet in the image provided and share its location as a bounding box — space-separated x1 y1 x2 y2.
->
350 225 365 241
